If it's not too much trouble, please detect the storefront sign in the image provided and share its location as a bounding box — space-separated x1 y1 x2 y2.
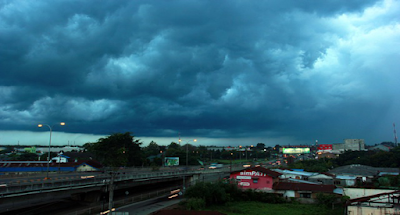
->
239 182 250 186
236 176 251 180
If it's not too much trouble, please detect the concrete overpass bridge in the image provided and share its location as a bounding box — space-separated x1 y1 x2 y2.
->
0 167 238 213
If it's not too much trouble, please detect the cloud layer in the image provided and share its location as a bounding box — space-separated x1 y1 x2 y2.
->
1 0 399 146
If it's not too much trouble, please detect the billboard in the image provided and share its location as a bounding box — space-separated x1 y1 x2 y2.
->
317 144 332 151
164 157 179 166
282 148 310 154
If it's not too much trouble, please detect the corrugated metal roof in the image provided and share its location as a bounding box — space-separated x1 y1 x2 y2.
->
335 175 357 180
273 169 317 177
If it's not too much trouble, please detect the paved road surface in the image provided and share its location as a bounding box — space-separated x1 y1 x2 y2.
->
115 195 182 215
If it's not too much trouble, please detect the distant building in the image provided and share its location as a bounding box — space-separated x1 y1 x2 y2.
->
36 146 83 153
368 144 392 152
333 139 365 152
24 147 37 153
206 146 236 151
317 144 332 152
332 164 400 176
316 153 338 159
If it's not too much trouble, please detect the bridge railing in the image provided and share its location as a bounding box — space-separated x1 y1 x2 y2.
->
0 169 216 196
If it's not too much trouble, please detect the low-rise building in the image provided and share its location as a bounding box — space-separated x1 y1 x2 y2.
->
333 139 365 152
230 166 282 191
51 154 70 163
308 173 335 185
368 144 393 152
273 169 317 180
334 175 357 187
346 190 400 215
273 182 338 200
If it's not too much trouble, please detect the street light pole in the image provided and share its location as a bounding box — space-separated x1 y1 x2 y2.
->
178 138 197 192
179 139 197 168
38 122 65 179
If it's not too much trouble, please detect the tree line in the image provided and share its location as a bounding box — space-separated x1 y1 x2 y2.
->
288 146 400 172
82 132 271 167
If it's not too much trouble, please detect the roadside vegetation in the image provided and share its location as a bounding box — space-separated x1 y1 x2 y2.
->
183 181 345 214
207 201 343 215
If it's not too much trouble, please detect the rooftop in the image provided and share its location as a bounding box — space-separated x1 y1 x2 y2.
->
273 182 336 193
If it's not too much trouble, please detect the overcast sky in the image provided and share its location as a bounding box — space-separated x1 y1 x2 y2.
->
1 0 399 147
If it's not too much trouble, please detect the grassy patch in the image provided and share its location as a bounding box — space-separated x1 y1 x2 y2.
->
207 201 344 215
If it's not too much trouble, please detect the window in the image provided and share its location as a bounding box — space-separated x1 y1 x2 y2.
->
300 193 311 198
334 181 341 185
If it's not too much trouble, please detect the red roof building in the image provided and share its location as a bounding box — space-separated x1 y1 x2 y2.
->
230 166 282 191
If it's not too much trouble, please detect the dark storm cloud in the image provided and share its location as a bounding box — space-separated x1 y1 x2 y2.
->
1 0 399 145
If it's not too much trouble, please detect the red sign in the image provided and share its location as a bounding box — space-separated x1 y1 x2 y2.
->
317 144 332 151
230 170 274 190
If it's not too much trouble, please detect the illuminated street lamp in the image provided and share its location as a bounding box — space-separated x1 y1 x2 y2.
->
179 139 197 167
38 122 65 179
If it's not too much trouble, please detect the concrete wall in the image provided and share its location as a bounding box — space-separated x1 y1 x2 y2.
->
282 190 295 198
333 139 365 152
348 205 400 215
297 198 317 204
344 139 365 151
343 188 396 199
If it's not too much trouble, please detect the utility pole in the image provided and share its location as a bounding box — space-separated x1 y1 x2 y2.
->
230 152 233 172
108 171 117 210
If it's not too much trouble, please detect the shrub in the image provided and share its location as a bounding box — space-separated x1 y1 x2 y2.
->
316 193 339 208
185 181 285 207
186 198 206 210
340 195 350 205
240 189 285 203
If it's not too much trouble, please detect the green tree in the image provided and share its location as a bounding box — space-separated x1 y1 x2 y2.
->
19 152 39 160
165 142 185 165
84 132 143 167
197 145 208 161
256 143 265 150
221 150 232 160
316 193 339 208
143 141 160 157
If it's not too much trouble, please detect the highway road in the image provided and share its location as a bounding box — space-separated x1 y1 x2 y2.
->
115 195 182 215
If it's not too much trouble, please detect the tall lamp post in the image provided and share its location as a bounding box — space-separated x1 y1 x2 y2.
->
179 139 197 168
178 138 197 191
38 122 65 179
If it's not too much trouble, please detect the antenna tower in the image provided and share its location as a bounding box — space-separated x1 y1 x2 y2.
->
394 123 398 146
